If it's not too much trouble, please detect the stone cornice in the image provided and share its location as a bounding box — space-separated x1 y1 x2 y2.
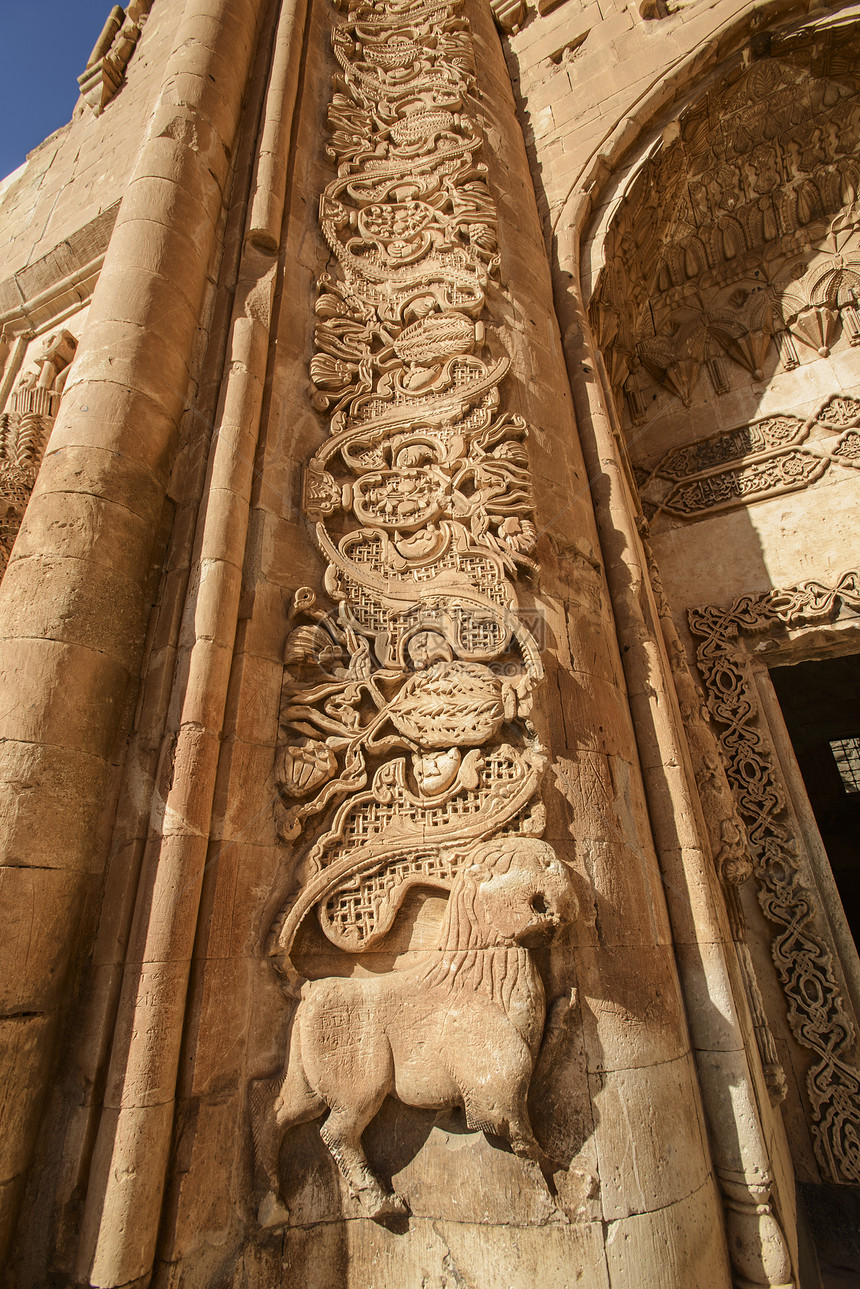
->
0 203 119 336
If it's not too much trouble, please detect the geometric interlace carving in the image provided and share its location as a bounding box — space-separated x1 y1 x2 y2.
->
689 571 860 1183
271 0 552 961
638 395 860 521
255 0 573 1226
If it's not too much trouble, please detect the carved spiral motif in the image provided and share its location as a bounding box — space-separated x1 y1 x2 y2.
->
273 0 551 959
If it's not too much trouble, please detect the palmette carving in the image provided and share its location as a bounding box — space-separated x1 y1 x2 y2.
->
259 0 568 1223
689 571 860 1183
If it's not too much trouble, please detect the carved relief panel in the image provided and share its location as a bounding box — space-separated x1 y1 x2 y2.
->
689 573 860 1184
588 26 860 531
0 329 77 576
253 0 575 1225
592 31 860 405
635 393 860 520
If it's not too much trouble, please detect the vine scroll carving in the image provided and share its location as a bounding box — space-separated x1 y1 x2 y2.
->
689 571 860 1183
253 0 574 1224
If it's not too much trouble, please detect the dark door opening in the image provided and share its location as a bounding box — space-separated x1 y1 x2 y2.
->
770 653 860 951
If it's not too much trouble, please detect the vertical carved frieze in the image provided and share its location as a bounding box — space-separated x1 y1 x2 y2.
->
689 572 860 1184
254 0 575 1224
641 532 789 1106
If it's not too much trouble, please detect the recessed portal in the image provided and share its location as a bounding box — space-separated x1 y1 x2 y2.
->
769 654 860 950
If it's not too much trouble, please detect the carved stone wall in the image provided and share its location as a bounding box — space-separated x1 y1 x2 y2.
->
77 2 154 115
139 0 731 1283
689 572 860 1184
0 330 77 575
635 393 860 521
591 28 860 422
6 0 858 1283
571 11 860 1261
256 0 565 1220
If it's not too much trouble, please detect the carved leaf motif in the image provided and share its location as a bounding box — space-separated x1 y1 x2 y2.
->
276 741 339 798
388 661 505 747
258 0 566 1228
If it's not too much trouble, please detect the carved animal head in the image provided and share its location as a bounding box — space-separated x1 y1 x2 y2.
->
444 837 578 951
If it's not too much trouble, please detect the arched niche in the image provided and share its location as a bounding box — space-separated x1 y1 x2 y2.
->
585 20 860 533
578 11 860 1216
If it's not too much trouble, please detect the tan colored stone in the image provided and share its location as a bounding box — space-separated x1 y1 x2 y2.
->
5 0 853 1282
0 1016 56 1182
0 739 115 873
0 868 94 1012
576 942 689 1072
591 1054 713 1220
605 1179 732 1289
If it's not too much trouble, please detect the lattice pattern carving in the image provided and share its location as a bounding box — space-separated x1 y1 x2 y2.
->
689 572 860 1183
271 0 551 936
255 0 573 1226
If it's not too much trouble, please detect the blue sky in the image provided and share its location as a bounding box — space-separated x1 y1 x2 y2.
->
0 2 116 179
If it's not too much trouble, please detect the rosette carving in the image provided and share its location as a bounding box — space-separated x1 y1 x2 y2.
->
254 0 569 1226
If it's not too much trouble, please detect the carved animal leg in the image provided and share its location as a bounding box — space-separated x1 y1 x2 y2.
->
319 1098 408 1219
251 1056 325 1229
466 1082 560 1206
251 1077 290 1229
507 1103 568 1213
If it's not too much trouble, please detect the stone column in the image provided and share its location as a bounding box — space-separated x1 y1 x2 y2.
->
140 0 734 1283
74 0 311 1280
0 0 266 1261
552 218 798 1288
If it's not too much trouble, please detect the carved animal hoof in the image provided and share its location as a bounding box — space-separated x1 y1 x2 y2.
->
360 1188 409 1220
257 1191 290 1230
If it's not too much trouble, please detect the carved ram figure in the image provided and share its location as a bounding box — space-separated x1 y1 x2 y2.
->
253 836 577 1225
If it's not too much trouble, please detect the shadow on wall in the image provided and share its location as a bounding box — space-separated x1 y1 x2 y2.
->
565 15 860 1288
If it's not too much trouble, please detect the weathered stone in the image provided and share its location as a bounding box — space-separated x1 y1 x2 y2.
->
0 0 857 1285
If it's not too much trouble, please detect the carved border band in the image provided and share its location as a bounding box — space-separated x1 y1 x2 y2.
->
689 571 860 1183
636 394 860 521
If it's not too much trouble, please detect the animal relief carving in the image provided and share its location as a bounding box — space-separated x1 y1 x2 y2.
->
254 0 573 1228
253 838 577 1223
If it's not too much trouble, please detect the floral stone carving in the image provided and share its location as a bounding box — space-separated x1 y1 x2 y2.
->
636 396 860 523
0 329 77 576
254 0 572 1224
689 571 860 1183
